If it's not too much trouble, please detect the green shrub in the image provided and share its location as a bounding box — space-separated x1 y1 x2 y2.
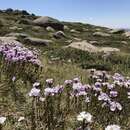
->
0 20 3 27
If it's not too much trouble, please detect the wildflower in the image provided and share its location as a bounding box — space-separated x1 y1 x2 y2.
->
44 85 63 96
93 85 102 92
46 78 53 84
114 80 123 87
92 75 98 80
113 73 124 82
76 91 87 96
127 92 130 99
39 97 45 102
53 85 63 94
97 79 102 82
18 116 25 122
101 102 107 108
12 76 16 82
90 68 96 74
0 43 41 66
107 84 114 90
64 80 72 85
110 91 118 98
72 82 83 91
73 77 80 83
44 88 55 96
33 82 40 87
98 92 110 102
85 96 90 103
102 82 109 86
116 102 123 110
0 117 6 124
105 124 120 130
95 82 102 88
124 81 130 88
109 101 122 111
29 87 40 97
77 111 92 123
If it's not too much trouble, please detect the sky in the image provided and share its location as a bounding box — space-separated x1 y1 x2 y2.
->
0 0 130 28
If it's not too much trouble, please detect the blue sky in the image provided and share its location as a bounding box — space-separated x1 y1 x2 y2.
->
0 0 130 28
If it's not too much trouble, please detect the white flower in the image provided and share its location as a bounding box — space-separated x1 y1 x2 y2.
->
64 80 72 85
12 76 16 82
109 101 122 111
77 111 92 123
105 124 120 130
77 91 87 96
116 102 122 111
0 117 6 124
85 96 90 103
127 92 130 99
39 97 45 102
18 116 25 122
44 88 55 96
33 82 40 87
29 87 40 97
102 102 107 108
97 79 102 82
98 93 110 102
46 78 53 84
72 82 82 90
73 77 80 82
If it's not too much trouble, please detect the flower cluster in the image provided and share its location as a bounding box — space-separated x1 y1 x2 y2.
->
0 117 6 124
105 124 120 130
0 43 41 66
29 82 41 97
26 71 130 129
44 85 63 96
71 78 90 97
29 87 41 97
77 111 92 123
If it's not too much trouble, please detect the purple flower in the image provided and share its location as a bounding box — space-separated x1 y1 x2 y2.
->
109 101 122 111
72 82 83 91
29 87 40 97
110 91 118 98
124 80 130 88
93 85 102 92
95 82 102 88
98 92 110 102
113 73 125 82
107 84 115 90
44 85 63 96
54 85 63 94
0 43 42 66
44 88 55 96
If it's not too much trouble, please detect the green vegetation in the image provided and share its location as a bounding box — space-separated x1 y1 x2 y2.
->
0 9 130 130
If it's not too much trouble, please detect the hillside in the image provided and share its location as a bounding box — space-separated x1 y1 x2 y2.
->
0 9 130 130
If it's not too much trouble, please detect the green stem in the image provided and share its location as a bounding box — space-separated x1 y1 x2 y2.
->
82 120 86 130
31 97 36 130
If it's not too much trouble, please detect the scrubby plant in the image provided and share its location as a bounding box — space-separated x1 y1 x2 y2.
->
0 20 3 28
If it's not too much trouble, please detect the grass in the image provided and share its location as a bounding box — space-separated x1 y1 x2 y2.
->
0 10 130 129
